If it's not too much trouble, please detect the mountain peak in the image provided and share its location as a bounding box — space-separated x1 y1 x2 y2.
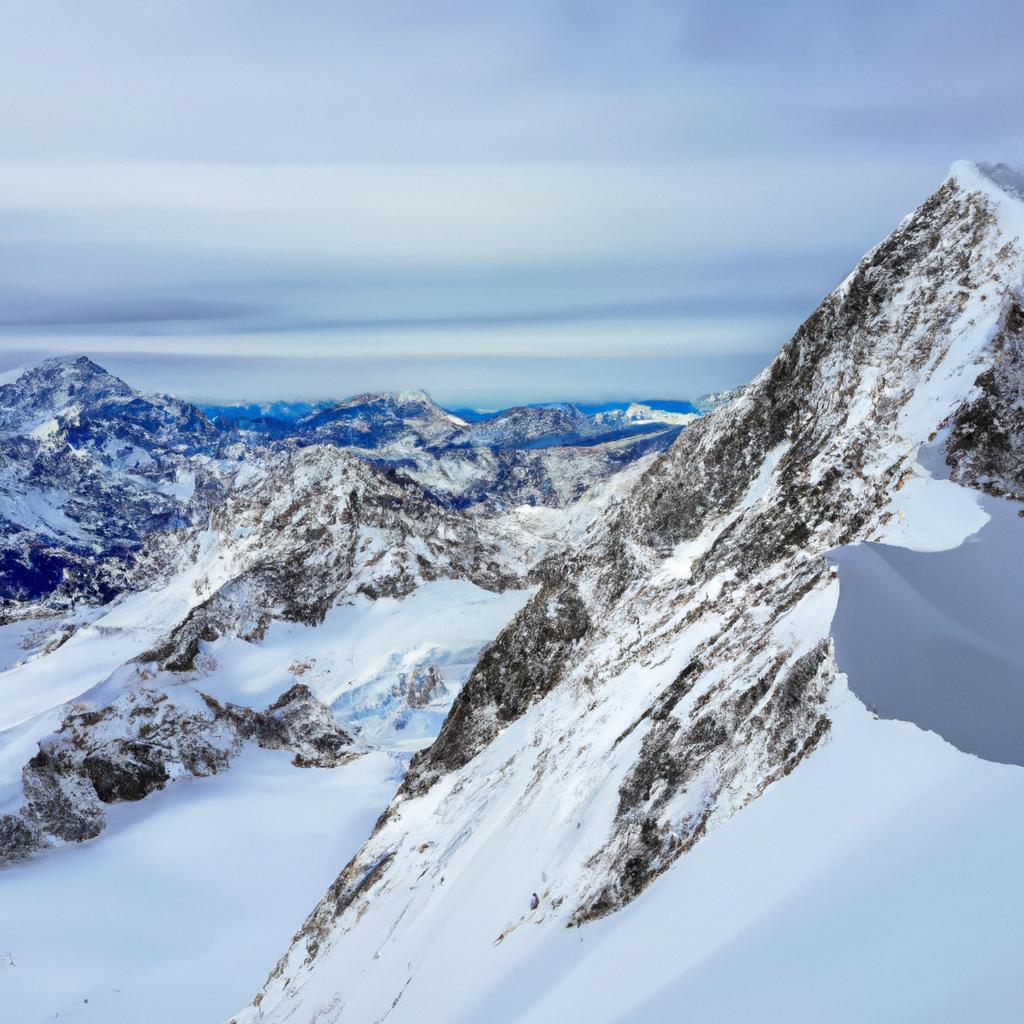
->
335 388 440 412
0 355 133 434
232 159 1024 1024
391 387 434 405
31 354 113 379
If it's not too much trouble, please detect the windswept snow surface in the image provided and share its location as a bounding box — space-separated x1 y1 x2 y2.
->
0 576 534 1023
831 493 1024 767
219 685 1024 1024
485 689 1024 1024
0 747 399 1024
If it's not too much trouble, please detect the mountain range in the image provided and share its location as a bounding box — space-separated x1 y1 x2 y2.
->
2 160 1024 1023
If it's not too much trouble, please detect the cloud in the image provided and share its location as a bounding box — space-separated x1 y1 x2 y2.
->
1 2 1021 401
0 157 931 391
0 347 771 408
1 1 1021 164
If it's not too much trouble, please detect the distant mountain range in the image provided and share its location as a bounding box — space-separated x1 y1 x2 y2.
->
0 357 727 612
201 394 710 438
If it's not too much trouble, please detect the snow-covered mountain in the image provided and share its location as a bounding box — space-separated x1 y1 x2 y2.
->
0 355 214 446
0 391 669 1014
0 340 705 1017
459 402 607 447
1 387 667 866
215 394 694 452
293 389 467 450
5 161 1023 1024
0 361 688 616
228 161 1024 1023
0 357 231 610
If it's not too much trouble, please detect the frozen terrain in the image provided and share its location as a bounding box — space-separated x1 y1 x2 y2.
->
831 491 1024 767
231 161 1024 1024
0 747 399 1023
220 688 1024 1024
3 159 1024 1024
0 574 533 1021
0 354 641 1020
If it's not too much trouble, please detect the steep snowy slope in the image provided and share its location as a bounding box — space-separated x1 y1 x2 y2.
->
0 580 539 1020
236 162 1024 1023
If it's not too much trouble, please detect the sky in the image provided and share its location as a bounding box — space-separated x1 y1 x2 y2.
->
1 0 1023 406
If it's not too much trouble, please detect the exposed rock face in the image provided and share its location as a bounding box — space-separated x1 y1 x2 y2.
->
0 677 356 865
404 581 590 794
227 683 356 769
403 168 1007 815
944 294 1024 499
143 446 526 671
578 641 831 922
395 666 448 709
234 162 1024 1022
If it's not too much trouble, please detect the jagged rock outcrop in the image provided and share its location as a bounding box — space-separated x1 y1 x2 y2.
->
233 162 1024 1023
403 581 590 793
142 445 527 671
394 665 448 710
227 683 356 768
943 293 1024 499
0 677 355 865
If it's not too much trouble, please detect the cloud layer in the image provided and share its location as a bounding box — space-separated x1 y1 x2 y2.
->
1 2 1022 402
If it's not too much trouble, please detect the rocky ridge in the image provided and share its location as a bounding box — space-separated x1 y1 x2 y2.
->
0 674 354 864
233 161 1024 1022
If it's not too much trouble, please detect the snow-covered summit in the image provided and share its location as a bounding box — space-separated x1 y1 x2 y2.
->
0 356 129 435
0 354 215 447
297 388 465 450
948 160 1024 222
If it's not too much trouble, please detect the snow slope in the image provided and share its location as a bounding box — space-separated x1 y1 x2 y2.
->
831 491 1024 767
0 747 399 1024
0 446 538 1021
0 573 532 1023
224 687 1024 1024
182 580 534 750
